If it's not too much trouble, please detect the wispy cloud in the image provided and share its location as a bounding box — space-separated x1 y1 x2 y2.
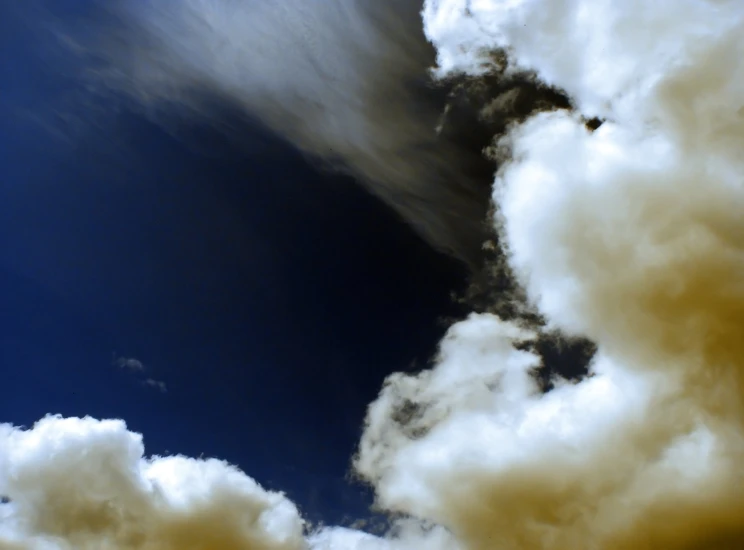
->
112 353 166 393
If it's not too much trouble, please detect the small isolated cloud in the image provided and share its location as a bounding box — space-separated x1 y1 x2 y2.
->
112 354 167 394
144 378 168 393
112 354 145 372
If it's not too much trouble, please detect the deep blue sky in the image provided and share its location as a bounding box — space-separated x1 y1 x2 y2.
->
0 1 467 526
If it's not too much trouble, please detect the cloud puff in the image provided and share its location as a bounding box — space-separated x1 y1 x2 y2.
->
350 1 744 548
112 354 167 392
113 356 144 372
0 416 306 550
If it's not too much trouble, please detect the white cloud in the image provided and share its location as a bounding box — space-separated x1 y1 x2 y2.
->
144 379 168 393
7 0 744 548
352 1 744 547
0 416 306 550
113 356 144 372
113 354 167 392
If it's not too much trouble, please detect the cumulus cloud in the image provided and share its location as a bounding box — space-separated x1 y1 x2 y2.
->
352 1 744 548
0 416 306 550
0 417 452 550
6 0 744 548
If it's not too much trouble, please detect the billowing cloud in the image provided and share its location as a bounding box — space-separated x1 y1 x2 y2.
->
0 416 306 550
353 1 744 548
5 0 744 548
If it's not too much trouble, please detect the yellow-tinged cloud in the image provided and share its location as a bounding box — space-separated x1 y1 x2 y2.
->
4 0 744 548
0 416 306 550
351 1 744 548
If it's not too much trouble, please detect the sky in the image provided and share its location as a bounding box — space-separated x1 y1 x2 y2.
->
0 0 468 527
3 1 744 549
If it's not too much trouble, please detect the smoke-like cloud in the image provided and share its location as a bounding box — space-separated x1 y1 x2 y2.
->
75 0 494 267
5 0 744 548
70 0 572 269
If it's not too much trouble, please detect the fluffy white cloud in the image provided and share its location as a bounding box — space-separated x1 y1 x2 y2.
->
0 416 306 550
353 1 744 547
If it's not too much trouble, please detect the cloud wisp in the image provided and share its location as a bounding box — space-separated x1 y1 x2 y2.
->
68 0 572 269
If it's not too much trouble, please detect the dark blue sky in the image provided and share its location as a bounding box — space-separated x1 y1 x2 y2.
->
0 1 467 526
